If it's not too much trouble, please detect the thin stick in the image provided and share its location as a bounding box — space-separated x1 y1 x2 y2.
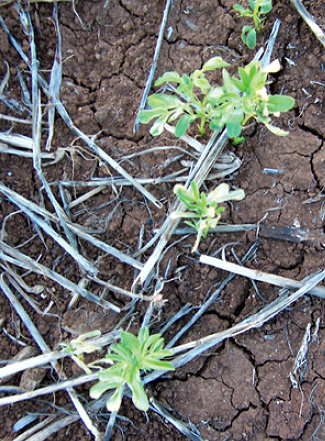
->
45 3 61 151
14 415 79 441
199 255 325 298
0 243 120 311
12 416 58 441
0 331 118 380
149 398 203 441
133 129 228 287
0 371 98 407
290 0 325 48
0 274 101 438
173 270 325 356
0 11 161 209
134 0 173 132
167 242 258 348
0 180 143 269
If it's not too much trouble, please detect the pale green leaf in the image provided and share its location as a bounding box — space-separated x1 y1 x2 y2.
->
155 71 182 86
147 93 181 109
89 378 123 400
150 115 169 136
264 121 289 136
142 358 175 372
138 108 165 124
106 387 123 412
202 56 230 72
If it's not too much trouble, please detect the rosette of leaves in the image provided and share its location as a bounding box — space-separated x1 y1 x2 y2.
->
138 56 231 137
139 56 294 140
234 0 273 49
89 327 174 412
171 181 245 252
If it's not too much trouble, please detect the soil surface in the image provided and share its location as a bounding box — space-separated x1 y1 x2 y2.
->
0 0 325 440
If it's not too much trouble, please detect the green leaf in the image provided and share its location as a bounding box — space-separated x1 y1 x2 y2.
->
232 77 246 93
238 67 251 89
222 69 237 94
128 369 149 411
140 333 163 355
260 0 272 14
202 56 230 72
155 71 182 86
244 28 256 49
249 0 256 10
142 358 175 372
147 93 181 109
226 120 242 138
225 108 243 138
233 4 246 14
190 180 200 201
174 114 197 137
89 378 123 399
209 116 223 131
266 95 295 113
138 327 150 345
191 75 211 93
138 108 165 124
120 331 141 357
206 86 224 105
111 344 133 363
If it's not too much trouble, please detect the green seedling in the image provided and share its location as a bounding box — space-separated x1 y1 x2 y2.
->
139 57 295 140
89 327 174 412
171 181 245 253
234 0 273 49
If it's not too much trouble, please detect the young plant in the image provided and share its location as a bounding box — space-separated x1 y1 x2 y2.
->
139 56 230 137
138 57 295 140
89 327 174 412
60 330 102 375
171 181 245 253
234 0 273 49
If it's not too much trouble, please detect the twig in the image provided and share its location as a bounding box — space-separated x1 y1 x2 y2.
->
0 10 161 210
0 274 101 439
150 398 203 441
0 180 143 269
134 0 173 132
133 129 228 287
199 255 325 299
0 331 118 380
167 242 258 348
45 3 61 151
290 0 325 48
14 416 79 441
0 371 98 407
0 243 120 311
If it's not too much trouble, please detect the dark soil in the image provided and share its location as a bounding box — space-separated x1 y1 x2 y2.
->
0 0 324 440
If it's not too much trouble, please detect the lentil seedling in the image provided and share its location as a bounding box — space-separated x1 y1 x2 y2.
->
89 327 174 412
139 57 295 140
171 181 245 252
234 0 273 49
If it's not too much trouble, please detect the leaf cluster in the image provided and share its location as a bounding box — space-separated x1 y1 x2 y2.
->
171 181 245 252
89 327 174 412
234 0 273 49
139 57 294 140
